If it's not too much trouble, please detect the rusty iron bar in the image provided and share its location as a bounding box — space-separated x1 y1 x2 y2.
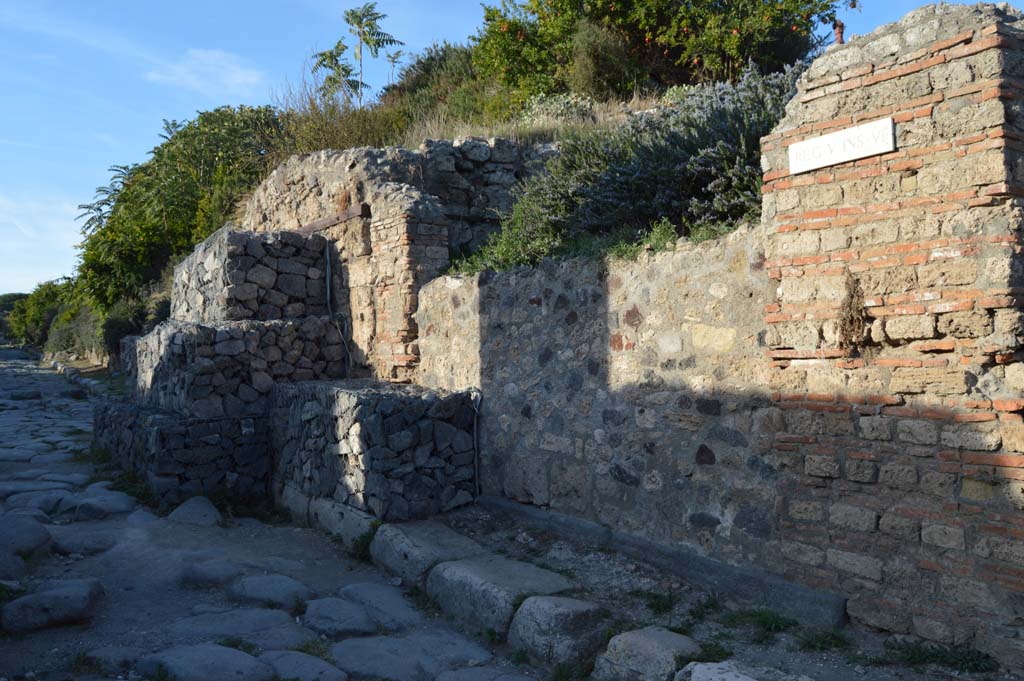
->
296 203 371 234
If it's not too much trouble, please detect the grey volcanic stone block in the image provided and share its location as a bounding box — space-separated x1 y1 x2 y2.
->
508 596 606 666
51 530 115 556
0 481 71 500
180 559 243 587
370 521 486 584
434 669 536 681
331 630 491 681
303 597 376 636
168 496 223 526
426 555 573 636
228 574 312 609
167 608 317 649
592 626 700 681
83 646 144 675
1 578 104 633
0 514 51 557
675 662 760 681
138 644 275 681
338 582 423 631
259 651 348 681
0 551 26 580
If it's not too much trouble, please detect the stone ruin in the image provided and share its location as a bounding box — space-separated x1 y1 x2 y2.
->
95 136 533 527
96 5 1024 668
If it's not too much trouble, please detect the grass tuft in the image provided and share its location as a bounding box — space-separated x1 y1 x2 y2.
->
720 608 797 644
629 588 677 616
797 629 852 652
350 521 382 563
869 639 999 673
218 637 258 655
294 638 331 661
407 585 440 614
677 641 734 668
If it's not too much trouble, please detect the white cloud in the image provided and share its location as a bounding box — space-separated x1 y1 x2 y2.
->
145 49 266 98
0 195 81 293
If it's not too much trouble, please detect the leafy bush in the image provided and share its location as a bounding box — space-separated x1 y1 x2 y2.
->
661 85 696 105
458 63 800 272
77 106 282 310
100 299 146 356
520 92 595 124
44 300 104 357
473 0 856 89
7 280 68 347
567 20 634 100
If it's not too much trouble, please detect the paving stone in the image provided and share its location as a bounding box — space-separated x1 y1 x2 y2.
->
167 608 317 649
370 521 486 584
181 559 244 587
0 514 51 557
338 582 424 631
0 578 104 633
137 643 275 681
83 645 144 675
303 597 377 636
31 452 74 464
167 496 223 526
508 596 606 666
592 626 700 681
0 480 71 500
259 650 348 681
228 574 312 608
50 530 115 556
434 669 536 681
5 489 82 515
0 550 26 580
41 472 91 486
331 630 492 681
426 555 573 636
0 451 35 462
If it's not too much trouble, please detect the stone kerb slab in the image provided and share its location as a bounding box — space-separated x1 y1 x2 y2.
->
171 226 328 324
270 380 477 521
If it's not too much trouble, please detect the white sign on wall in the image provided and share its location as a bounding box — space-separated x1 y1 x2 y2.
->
788 117 896 175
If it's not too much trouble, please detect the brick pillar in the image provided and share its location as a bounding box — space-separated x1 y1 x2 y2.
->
760 4 1024 665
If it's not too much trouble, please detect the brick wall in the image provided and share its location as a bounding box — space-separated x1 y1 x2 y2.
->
416 3 1024 666
760 3 1024 663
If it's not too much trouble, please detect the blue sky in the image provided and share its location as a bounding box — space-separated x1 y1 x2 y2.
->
0 1 975 294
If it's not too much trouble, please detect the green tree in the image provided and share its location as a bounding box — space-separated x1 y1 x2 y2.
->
385 49 405 84
77 105 282 310
344 2 403 107
473 0 858 93
312 40 367 102
6 279 70 346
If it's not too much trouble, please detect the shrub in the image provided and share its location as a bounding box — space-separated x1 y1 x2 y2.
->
458 63 800 271
567 20 634 100
100 299 146 356
520 92 595 124
7 279 68 347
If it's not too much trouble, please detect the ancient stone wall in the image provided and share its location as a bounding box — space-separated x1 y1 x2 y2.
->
417 4 1024 666
270 380 477 521
418 225 777 565
94 402 270 506
128 318 346 418
241 139 550 253
757 4 1024 663
171 228 328 323
237 139 554 382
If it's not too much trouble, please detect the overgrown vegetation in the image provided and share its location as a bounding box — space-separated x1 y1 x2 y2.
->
797 628 852 652
867 639 999 673
350 521 382 562
454 64 802 272
720 608 798 644
5 0 854 356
